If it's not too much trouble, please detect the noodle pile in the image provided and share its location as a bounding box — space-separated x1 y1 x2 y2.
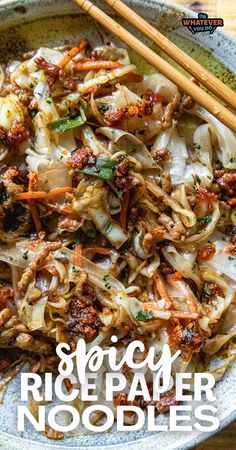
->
0 39 235 436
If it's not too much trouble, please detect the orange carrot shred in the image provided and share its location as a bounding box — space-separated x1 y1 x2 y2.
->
59 39 89 69
142 303 198 320
74 244 83 267
228 198 236 206
153 270 172 309
120 191 130 229
75 60 123 72
27 172 43 233
15 187 74 200
84 246 112 255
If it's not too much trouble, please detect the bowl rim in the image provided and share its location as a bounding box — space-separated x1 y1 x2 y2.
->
0 0 235 448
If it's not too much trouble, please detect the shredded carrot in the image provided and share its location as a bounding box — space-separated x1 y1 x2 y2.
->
28 200 43 233
75 60 123 72
172 271 183 280
59 39 88 69
167 274 198 313
84 246 112 255
119 191 130 229
142 303 198 320
15 187 74 200
153 270 172 309
229 198 236 206
74 244 83 267
27 172 43 233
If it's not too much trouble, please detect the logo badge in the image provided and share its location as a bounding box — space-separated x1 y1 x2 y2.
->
182 12 224 34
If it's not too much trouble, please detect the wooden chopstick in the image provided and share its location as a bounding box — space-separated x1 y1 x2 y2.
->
105 0 236 111
74 0 236 133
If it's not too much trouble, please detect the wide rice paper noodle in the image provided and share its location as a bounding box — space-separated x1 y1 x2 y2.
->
199 267 235 334
146 179 196 228
162 245 200 286
10 47 64 89
33 73 58 124
0 94 25 130
193 105 236 169
96 84 141 110
153 127 188 185
135 73 177 102
98 127 157 168
202 231 236 282
77 64 138 94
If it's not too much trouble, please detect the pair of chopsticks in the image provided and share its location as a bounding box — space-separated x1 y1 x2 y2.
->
74 0 236 133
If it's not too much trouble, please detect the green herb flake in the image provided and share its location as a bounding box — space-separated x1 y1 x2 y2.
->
193 143 201 149
135 310 153 321
195 175 201 184
98 104 110 115
80 156 117 182
203 282 211 297
228 256 236 261
103 274 111 289
72 265 80 273
197 214 212 225
229 156 236 163
9 256 14 261
104 222 113 234
22 251 29 260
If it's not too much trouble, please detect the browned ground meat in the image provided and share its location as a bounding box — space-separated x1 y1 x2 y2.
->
68 296 102 340
7 121 29 145
196 188 218 202
141 387 178 413
0 125 7 141
151 147 169 164
198 244 216 261
35 56 60 77
103 89 162 127
167 320 203 361
120 329 146 346
113 393 137 416
114 156 131 192
203 282 219 299
67 146 96 170
0 285 14 310
215 171 236 196
162 91 194 130
0 122 29 147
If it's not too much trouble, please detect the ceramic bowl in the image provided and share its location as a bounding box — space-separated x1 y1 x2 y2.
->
0 0 235 449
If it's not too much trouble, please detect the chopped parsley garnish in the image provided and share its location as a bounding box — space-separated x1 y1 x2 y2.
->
103 274 111 289
193 143 201 149
9 256 14 261
229 156 236 163
22 251 28 260
98 104 110 114
80 156 117 182
195 175 201 184
72 265 80 273
197 214 212 225
135 310 153 321
203 282 211 297
228 256 236 261
104 222 113 234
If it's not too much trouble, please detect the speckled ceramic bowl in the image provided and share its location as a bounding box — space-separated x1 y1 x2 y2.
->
0 0 235 449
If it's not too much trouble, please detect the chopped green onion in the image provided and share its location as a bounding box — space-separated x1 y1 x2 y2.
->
197 214 212 225
80 156 117 182
48 111 86 133
135 310 153 321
